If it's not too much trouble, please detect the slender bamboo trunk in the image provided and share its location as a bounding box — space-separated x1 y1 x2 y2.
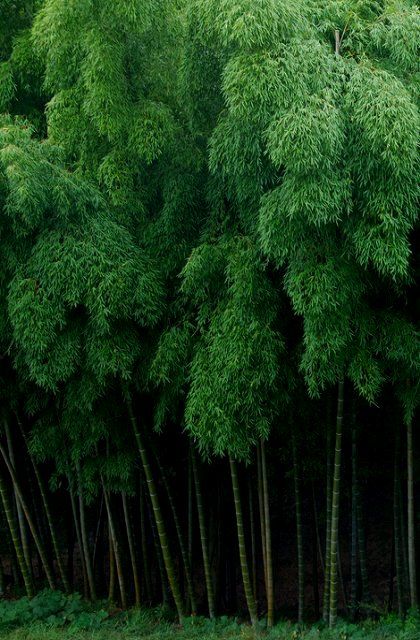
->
192 449 215 618
229 457 258 627
4 420 31 580
0 468 34 597
322 419 332 622
407 419 417 608
18 421 70 593
0 443 55 590
76 461 96 600
127 398 184 622
248 475 257 602
292 436 304 623
102 484 126 609
93 493 104 572
148 492 170 607
140 478 152 603
311 483 324 574
108 523 116 602
69 479 88 598
122 492 141 607
329 378 344 628
338 538 348 614
311 492 320 619
155 449 196 615
261 439 274 627
257 442 268 595
399 478 410 598
394 439 404 616
356 477 370 604
351 422 358 619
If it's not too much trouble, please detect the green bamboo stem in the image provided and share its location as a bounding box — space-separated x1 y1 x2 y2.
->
140 478 152 603
102 483 127 609
322 421 332 622
192 449 215 618
0 442 55 590
351 422 358 619
407 419 417 608
18 420 70 593
127 397 184 623
108 522 116 602
355 474 370 604
76 461 96 601
329 378 344 628
69 479 88 598
292 436 304 623
257 442 268 594
248 475 257 602
261 439 274 627
4 420 31 581
229 456 258 627
122 492 141 607
0 467 34 597
156 450 196 615
394 438 404 616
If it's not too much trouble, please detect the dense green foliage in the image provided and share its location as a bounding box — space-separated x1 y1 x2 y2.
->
0 0 418 633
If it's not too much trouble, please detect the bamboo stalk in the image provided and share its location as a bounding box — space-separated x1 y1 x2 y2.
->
292 436 304 623
329 378 344 628
407 419 417 608
192 449 215 618
127 397 184 622
261 439 274 627
0 467 34 597
122 492 141 607
102 483 127 609
0 443 55 590
229 457 258 627
76 461 96 600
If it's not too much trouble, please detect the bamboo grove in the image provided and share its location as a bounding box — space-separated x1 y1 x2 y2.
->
0 0 419 630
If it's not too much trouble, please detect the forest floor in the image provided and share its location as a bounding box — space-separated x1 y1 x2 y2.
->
1 600 420 640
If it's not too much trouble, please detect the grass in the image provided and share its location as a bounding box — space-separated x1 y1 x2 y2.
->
0 594 419 640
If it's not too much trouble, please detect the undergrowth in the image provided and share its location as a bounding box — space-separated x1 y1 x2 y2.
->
0 592 419 639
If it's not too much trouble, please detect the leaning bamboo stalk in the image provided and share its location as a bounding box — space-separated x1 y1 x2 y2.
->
0 467 34 597
102 483 127 609
192 448 214 617
18 420 70 593
127 397 184 622
0 443 55 590
155 450 197 615
76 461 96 600
122 492 141 607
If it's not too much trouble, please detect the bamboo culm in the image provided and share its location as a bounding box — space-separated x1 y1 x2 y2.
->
329 378 344 628
229 456 258 627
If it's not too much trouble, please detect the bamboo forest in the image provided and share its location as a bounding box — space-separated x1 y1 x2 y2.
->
0 1 419 639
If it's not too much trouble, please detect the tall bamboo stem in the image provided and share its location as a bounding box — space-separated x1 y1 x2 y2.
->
261 439 274 627
0 467 34 597
192 449 215 618
292 436 304 623
102 483 126 609
76 461 96 600
127 397 184 622
122 492 141 606
407 419 417 608
329 378 344 628
229 457 258 627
